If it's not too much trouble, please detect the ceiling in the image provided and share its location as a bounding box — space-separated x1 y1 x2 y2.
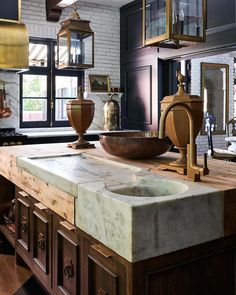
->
46 0 133 22
78 0 133 7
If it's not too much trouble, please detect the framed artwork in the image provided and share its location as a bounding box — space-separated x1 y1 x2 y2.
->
89 75 110 92
201 62 229 134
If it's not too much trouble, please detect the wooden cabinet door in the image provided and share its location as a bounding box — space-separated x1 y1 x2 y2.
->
54 218 81 295
84 240 127 295
0 175 15 223
16 190 32 257
32 202 52 289
121 57 158 131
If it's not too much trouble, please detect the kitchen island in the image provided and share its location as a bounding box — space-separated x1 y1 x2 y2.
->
0 142 236 294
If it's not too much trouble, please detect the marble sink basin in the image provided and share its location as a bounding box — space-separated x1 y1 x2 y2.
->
108 179 188 197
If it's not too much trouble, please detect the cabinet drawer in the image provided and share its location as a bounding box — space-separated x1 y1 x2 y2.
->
54 219 81 295
88 255 118 295
16 193 31 253
85 241 127 295
32 203 52 289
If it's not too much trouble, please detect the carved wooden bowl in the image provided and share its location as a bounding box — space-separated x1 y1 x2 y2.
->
99 131 172 159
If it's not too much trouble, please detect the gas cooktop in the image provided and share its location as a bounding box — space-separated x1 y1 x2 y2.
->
0 128 28 145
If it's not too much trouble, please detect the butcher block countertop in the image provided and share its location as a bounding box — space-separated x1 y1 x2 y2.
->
0 142 236 262
0 142 235 190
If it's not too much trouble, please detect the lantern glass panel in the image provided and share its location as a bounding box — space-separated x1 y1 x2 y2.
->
58 34 68 67
145 0 166 40
70 32 93 66
172 0 204 37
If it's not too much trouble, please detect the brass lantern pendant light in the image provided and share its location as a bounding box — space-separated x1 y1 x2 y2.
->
57 2 94 69
143 0 206 48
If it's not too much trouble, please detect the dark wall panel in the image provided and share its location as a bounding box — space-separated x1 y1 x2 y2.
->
121 58 157 131
126 8 143 51
126 66 151 125
121 0 143 56
207 0 235 29
0 0 19 21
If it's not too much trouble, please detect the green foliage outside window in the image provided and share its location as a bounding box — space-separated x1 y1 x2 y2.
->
23 99 43 111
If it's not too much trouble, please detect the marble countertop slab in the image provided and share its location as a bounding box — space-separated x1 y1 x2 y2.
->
16 152 141 196
16 149 223 262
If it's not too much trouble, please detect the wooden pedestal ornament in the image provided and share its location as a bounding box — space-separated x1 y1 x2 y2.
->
160 73 203 172
67 86 95 149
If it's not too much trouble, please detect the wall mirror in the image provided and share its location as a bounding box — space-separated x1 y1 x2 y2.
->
201 62 229 134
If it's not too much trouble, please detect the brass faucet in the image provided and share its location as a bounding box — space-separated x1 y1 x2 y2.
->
159 101 209 181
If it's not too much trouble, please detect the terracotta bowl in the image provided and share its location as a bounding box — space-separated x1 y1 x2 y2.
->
99 131 172 159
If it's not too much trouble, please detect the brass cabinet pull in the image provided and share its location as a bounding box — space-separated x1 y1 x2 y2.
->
37 233 46 252
64 259 74 279
21 216 27 233
19 191 29 197
91 244 113 258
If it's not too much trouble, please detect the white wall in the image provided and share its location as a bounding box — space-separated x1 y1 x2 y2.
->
191 53 234 154
0 0 120 131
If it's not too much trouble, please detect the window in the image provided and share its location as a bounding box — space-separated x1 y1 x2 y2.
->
20 38 81 128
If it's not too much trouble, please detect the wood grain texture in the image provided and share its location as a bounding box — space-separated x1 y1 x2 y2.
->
0 145 75 223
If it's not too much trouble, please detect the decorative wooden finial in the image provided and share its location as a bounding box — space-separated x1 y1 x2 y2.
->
78 85 84 100
176 71 186 96
177 72 185 85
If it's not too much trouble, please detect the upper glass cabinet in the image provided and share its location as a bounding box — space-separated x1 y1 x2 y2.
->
143 0 206 47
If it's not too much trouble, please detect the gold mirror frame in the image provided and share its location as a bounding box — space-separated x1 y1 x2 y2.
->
201 62 229 134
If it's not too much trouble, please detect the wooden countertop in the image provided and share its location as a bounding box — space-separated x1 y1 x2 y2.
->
0 142 236 191
87 144 236 191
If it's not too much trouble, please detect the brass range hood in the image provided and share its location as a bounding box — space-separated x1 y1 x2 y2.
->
0 21 29 69
0 0 29 69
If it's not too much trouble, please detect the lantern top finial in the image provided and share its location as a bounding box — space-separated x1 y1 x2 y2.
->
70 2 80 19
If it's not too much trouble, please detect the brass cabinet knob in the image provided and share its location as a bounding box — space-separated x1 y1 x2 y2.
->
37 233 46 252
98 288 107 295
64 259 74 279
21 216 27 233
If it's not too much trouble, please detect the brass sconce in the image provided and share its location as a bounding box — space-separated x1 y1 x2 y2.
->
57 2 94 69
143 0 206 48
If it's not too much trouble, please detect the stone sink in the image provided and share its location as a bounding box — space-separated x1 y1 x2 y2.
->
16 152 223 263
107 178 188 197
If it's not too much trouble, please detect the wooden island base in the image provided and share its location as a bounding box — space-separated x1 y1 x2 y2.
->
0 174 235 295
0 143 236 294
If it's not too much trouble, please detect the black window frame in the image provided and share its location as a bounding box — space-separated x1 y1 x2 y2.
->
20 37 82 128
